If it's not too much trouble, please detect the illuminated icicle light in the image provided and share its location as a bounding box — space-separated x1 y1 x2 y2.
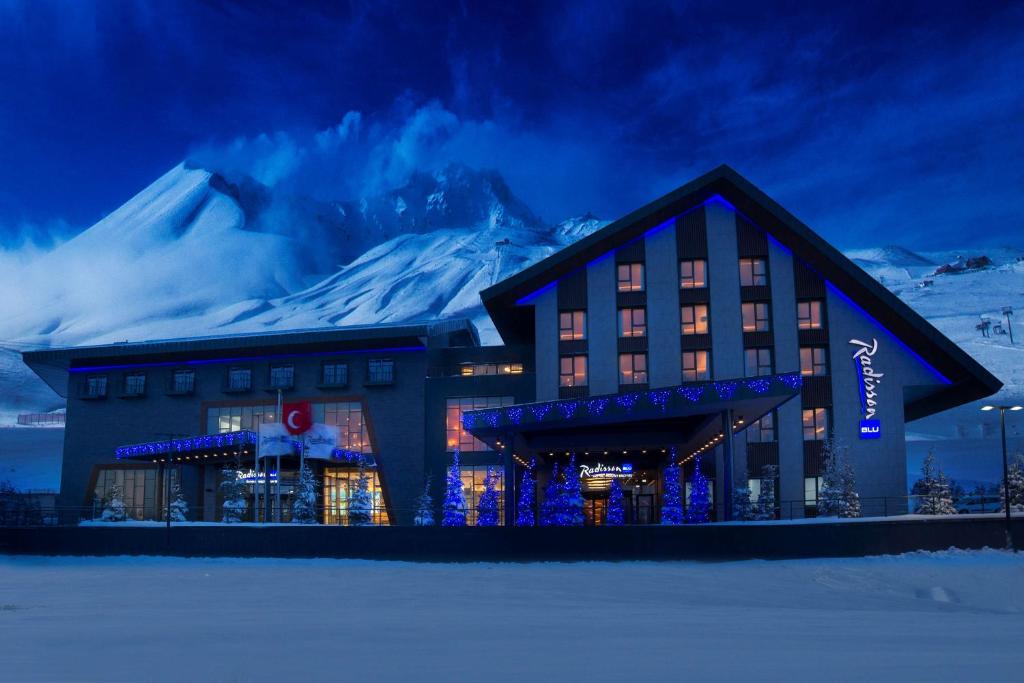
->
745 377 771 394
648 389 671 412
484 411 500 428
585 397 609 415
677 385 705 402
714 381 738 401
777 373 803 390
507 407 524 425
115 430 258 459
558 401 579 420
331 448 365 463
615 393 641 412
530 404 552 421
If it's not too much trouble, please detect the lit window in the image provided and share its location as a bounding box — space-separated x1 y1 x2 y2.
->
123 373 146 396
208 404 277 434
172 370 194 393
741 302 771 332
797 300 824 330
461 466 504 526
323 467 390 526
618 308 647 337
499 363 524 375
321 363 348 386
269 365 294 389
446 396 515 452
682 350 710 382
94 467 158 521
680 259 707 289
368 359 394 384
800 347 828 376
618 353 648 385
681 304 709 335
805 476 823 506
227 367 252 391
744 348 773 377
739 258 768 286
616 263 645 292
559 310 586 340
746 412 775 443
802 408 829 441
559 355 588 387
313 402 373 452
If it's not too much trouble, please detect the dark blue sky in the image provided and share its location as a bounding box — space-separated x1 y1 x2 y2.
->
1 0 1021 248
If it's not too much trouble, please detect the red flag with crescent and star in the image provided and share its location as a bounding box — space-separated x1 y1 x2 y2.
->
282 401 312 435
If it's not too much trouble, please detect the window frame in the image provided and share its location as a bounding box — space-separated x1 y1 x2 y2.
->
679 259 707 289
738 257 768 287
746 411 776 443
559 354 588 387
558 310 587 341
681 350 711 382
446 396 516 452
171 369 195 394
799 346 829 376
268 364 295 389
122 372 146 397
680 304 710 335
226 366 253 392
802 407 829 441
741 301 771 332
618 352 648 385
320 362 349 387
744 347 774 377
84 374 108 398
797 300 825 330
367 358 395 385
618 307 647 338
616 262 645 292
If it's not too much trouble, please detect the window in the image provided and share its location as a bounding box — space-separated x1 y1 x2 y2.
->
461 466 504 526
323 467 389 526
682 350 711 382
748 478 762 504
680 259 707 289
321 362 348 386
446 396 516 452
805 476 823 506
313 402 372 452
741 302 771 332
368 358 394 384
172 370 194 393
123 373 146 396
797 300 824 330
559 355 588 387
739 258 767 286
559 310 586 340
94 467 157 520
618 308 646 337
616 263 644 292
618 353 648 385
459 363 524 376
85 375 107 398
207 404 278 434
802 408 829 441
227 367 252 391
681 304 709 335
498 363 524 375
800 347 828 376
269 365 294 389
744 348 773 377
746 412 775 443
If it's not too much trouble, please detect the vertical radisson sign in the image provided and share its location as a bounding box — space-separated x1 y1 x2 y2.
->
849 338 883 439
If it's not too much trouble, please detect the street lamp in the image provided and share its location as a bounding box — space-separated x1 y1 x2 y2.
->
981 404 1022 550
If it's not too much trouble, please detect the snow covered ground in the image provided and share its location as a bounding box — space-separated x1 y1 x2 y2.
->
1 550 1021 681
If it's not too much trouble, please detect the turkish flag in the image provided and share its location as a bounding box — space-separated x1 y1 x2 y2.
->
282 401 312 435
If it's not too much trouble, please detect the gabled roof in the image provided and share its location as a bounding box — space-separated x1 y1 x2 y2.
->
480 164 1001 421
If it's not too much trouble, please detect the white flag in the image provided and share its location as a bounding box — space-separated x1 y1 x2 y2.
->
258 423 293 458
304 423 341 460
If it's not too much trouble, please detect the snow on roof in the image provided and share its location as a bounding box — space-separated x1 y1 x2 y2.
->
0 427 63 494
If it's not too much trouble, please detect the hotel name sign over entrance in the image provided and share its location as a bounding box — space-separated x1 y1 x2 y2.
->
849 338 883 439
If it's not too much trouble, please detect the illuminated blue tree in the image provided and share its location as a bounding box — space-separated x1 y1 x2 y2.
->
476 468 501 526
606 478 625 525
686 456 711 524
515 462 537 527
441 450 467 527
539 462 560 526
660 462 684 525
558 455 584 526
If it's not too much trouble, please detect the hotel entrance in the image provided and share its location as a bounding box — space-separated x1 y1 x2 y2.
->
578 456 661 525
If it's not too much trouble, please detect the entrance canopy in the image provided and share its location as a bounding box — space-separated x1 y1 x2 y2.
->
114 430 374 466
463 373 802 464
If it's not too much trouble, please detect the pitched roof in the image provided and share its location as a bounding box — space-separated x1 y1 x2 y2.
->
480 164 1001 420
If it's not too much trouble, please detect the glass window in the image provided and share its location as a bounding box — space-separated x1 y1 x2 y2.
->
744 348 773 377
682 350 711 382
321 362 348 386
741 302 771 332
802 408 829 441
207 404 279 435
227 367 252 391
616 263 644 292
559 355 588 387
172 370 194 393
93 467 158 520
797 300 824 330
323 467 390 526
559 310 586 340
746 412 775 443
800 347 828 376
618 353 648 385
269 365 294 389
368 358 394 384
618 308 646 337
739 258 768 286
461 466 504 526
748 478 762 504
459 363 523 376
446 396 516 452
805 476 823 506
123 373 145 396
681 304 709 335
86 375 107 398
680 259 707 289
313 402 373 452
499 363 524 375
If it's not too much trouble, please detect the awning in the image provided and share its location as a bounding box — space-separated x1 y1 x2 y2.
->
114 431 375 465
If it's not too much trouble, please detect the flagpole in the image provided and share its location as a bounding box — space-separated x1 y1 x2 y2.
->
253 428 260 523
276 389 283 523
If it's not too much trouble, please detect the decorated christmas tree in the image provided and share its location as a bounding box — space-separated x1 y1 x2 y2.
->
732 486 754 521
914 452 957 515
414 478 435 526
169 480 188 522
818 439 861 518
1001 454 1024 513
292 463 319 524
557 455 585 526
660 462 684 525
348 464 374 526
515 463 536 527
685 456 710 524
539 462 560 526
606 478 625 525
219 468 248 523
754 465 778 520
441 450 467 527
100 483 127 522
476 468 501 526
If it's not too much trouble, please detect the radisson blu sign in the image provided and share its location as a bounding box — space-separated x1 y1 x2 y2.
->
849 338 883 439
579 463 633 479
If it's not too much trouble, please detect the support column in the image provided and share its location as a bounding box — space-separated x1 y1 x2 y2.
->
503 434 515 527
722 409 734 521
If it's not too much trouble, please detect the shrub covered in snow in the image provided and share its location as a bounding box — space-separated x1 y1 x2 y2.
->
348 465 374 526
818 440 861 518
100 484 127 522
441 451 467 527
169 481 188 522
914 451 957 515
733 487 754 521
754 465 778 521
220 469 248 523
292 464 319 524
1001 454 1024 513
414 478 435 526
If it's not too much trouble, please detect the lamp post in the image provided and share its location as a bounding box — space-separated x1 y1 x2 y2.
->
981 404 1022 550
1002 306 1014 345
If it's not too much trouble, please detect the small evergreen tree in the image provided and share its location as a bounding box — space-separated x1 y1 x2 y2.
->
754 465 778 520
686 456 711 524
818 439 860 518
539 462 560 526
660 463 684 525
292 463 319 524
476 468 501 526
169 480 188 522
914 451 957 515
414 478 435 526
515 463 536 527
606 478 625 525
101 484 127 522
220 468 248 523
1002 454 1024 513
557 455 585 526
441 451 467 527
732 486 755 521
348 464 374 526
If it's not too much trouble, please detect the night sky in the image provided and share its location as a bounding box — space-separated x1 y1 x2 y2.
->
1 0 1021 248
